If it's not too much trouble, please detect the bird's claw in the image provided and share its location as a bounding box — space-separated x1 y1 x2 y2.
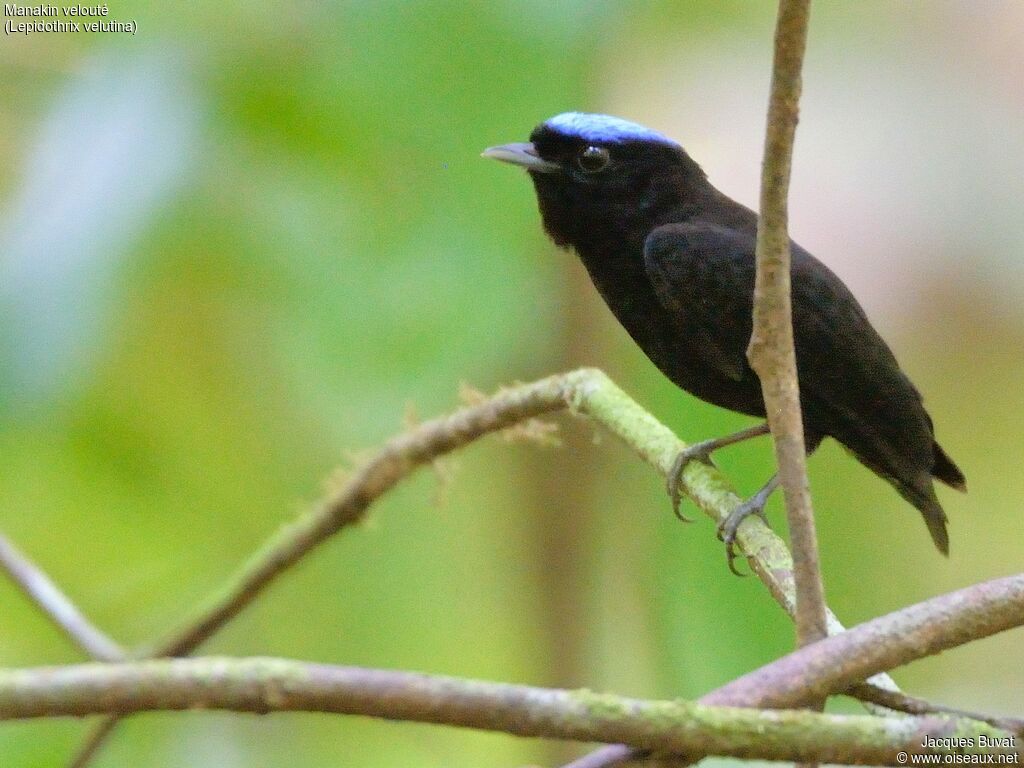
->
716 497 771 576
666 442 719 523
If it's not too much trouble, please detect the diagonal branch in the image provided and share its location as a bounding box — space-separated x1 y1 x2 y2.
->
65 367 904 766
707 572 1024 708
6 657 1020 766
150 367 877 665
0 532 125 662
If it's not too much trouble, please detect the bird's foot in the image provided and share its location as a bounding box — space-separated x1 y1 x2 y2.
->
716 475 778 576
716 497 770 576
664 424 771 523
666 440 721 523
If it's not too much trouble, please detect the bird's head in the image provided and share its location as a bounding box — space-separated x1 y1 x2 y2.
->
483 112 707 248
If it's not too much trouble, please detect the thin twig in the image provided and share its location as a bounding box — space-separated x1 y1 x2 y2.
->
66 718 118 768
747 7 823 768
4 658 1019 766
0 532 125 662
747 0 825 652
64 368 904 766
844 683 1024 737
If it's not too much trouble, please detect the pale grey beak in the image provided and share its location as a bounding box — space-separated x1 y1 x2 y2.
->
481 142 560 173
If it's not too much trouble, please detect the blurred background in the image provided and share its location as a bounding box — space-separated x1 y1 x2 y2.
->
1 1 1021 765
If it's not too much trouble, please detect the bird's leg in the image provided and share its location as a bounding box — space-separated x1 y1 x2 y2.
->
666 422 770 522
718 473 780 576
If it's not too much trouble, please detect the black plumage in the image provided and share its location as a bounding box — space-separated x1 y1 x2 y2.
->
484 112 965 554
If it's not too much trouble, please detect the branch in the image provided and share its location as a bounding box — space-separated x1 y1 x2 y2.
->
708 572 1024 708
844 683 1024 737
151 367 879 663
0 532 125 662
747 8 824 768
5 658 1018 766
748 0 825 653
563 573 1024 768
65 368 901 765
68 371 597 766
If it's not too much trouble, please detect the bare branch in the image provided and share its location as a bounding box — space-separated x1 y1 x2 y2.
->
747 8 822 768
66 718 118 768
709 572 1024 708
747 0 825 654
0 532 125 662
4 657 1019 766
844 683 1024 737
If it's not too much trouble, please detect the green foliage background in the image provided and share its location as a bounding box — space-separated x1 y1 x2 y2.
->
1 2 1021 765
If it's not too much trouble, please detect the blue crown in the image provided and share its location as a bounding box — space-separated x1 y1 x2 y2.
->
543 112 677 146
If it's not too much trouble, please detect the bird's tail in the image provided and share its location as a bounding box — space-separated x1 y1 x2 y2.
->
849 428 961 555
932 441 966 492
855 444 953 555
893 474 950 556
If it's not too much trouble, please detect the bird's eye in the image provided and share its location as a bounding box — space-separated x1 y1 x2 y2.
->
575 145 611 173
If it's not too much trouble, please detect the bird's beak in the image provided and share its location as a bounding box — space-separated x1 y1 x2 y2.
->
481 142 560 173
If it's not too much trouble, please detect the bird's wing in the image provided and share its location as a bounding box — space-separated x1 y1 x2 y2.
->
788 244 934 469
647 219 929 423
644 221 946 546
642 219 930 450
642 222 756 382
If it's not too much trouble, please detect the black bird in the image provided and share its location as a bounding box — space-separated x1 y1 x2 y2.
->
484 112 965 565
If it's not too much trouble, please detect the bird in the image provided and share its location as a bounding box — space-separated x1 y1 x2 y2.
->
483 111 965 570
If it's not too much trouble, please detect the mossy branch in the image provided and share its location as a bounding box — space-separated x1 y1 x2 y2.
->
59 366 1011 766
147 367 853 659
67 367 896 765
4 657 1020 766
